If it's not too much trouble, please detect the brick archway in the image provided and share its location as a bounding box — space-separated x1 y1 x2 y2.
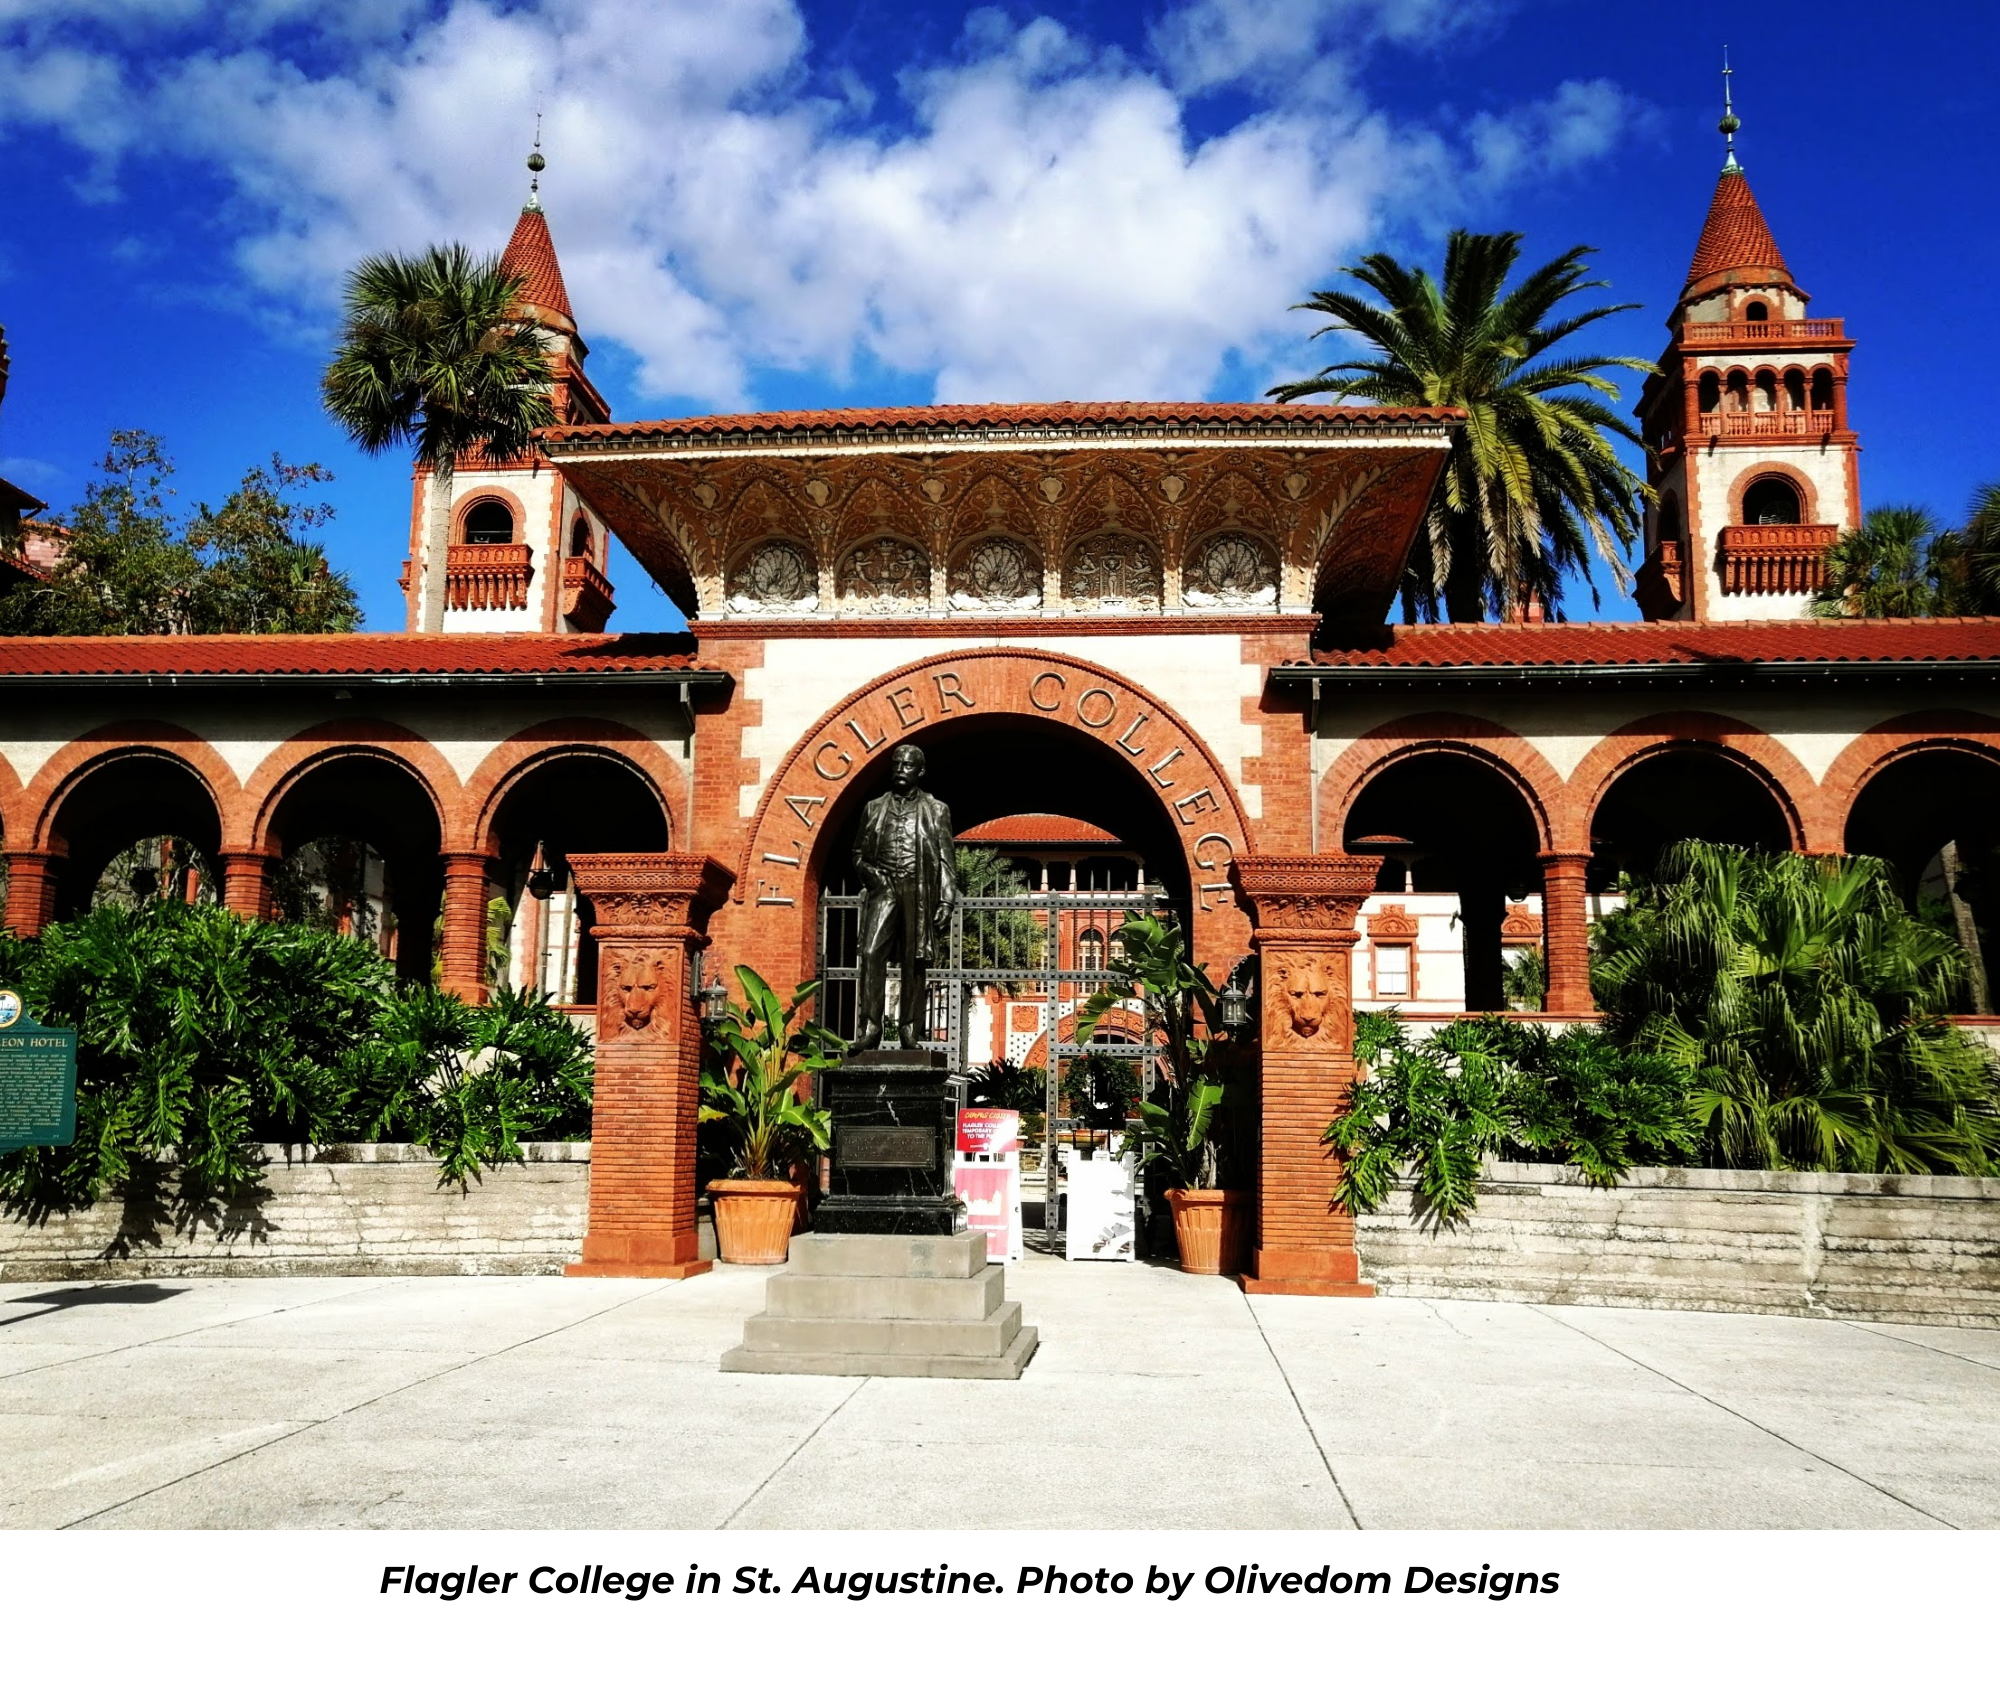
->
25 721 242 852
1316 713 1563 852
1569 712 1818 853
243 719 463 856
465 718 686 856
1819 711 2000 843
727 648 1257 992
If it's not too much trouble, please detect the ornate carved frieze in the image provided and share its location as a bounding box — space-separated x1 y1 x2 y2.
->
1183 531 1277 608
1062 531 1162 609
726 540 817 612
948 537 1041 610
837 536 931 609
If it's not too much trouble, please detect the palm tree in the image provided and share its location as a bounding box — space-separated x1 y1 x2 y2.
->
1593 841 2000 1175
1269 231 1653 622
320 245 554 628
1811 505 2000 619
1960 482 2000 606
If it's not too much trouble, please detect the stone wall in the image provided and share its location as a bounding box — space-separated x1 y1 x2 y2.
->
1357 1162 2000 1327
0 1144 592 1281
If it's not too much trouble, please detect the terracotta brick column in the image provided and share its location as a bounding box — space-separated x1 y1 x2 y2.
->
4 851 57 935
220 852 278 922
1232 853 1381 1298
438 852 496 1003
565 852 736 1279
1538 851 1595 1015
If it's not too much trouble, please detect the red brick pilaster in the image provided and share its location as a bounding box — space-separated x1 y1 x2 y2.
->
220 852 278 923
1232 853 1381 1297
4 851 57 936
438 852 496 1003
564 852 736 1279
1538 851 1595 1016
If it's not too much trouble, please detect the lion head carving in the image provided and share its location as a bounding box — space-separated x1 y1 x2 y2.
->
1270 953 1341 1043
609 951 670 1034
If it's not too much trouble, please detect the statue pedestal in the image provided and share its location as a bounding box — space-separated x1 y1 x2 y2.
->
722 1230 1038 1380
814 1049 963 1237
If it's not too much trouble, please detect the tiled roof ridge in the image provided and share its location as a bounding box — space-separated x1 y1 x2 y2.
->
0 630 704 677
1310 616 2000 667
543 399 1463 443
500 205 575 326
1682 167 1791 298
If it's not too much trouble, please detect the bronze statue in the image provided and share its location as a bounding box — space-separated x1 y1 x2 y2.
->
851 743 957 1050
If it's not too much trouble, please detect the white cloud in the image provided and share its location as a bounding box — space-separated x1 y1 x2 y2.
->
3 0 1636 408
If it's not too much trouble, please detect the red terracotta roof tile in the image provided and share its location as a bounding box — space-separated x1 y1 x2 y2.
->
0 632 708 678
957 814 1121 846
1683 168 1792 300
543 400 1461 446
1308 620 2000 669
501 206 574 326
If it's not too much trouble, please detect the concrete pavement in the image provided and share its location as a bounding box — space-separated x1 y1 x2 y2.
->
3 1256 1996 1529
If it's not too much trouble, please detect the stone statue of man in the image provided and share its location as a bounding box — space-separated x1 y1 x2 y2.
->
851 743 957 1050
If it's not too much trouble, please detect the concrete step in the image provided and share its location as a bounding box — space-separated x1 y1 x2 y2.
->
743 1300 1022 1360
786 1230 986 1281
766 1265 1006 1321
722 1325 1039 1381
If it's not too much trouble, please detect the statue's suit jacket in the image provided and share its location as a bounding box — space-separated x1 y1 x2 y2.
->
852 788 957 960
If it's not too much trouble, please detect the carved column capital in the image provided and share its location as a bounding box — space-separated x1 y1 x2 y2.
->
1231 853 1382 940
569 852 736 941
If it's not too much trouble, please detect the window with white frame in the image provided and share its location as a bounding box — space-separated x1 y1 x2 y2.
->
1374 943 1411 999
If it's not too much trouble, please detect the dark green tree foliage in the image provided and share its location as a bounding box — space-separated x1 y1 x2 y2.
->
0 432 358 636
0 905 592 1211
1325 1012 1698 1231
1811 505 2000 620
1269 231 1653 621
1062 1053 1139 1129
964 1059 1046 1111
1594 842 2000 1175
954 847 1046 978
0 903 392 1211
340 984 593 1187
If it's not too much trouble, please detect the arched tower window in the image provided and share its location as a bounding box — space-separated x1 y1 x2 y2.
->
1743 476 1802 526
1811 368 1835 412
1753 371 1778 413
1725 371 1750 413
463 500 514 545
1784 369 1807 411
1698 371 1722 415
1744 299 1770 322
569 515 592 559
1659 492 1684 545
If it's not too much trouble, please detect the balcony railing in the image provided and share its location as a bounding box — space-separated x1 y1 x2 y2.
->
1697 409 1838 440
445 543 533 611
1716 524 1839 596
1682 318 1845 344
561 554 615 632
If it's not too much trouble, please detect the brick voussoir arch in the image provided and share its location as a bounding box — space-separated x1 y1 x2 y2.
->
1817 710 2000 845
1317 713 1564 853
0 748 27 850
25 721 243 850
738 647 1258 909
465 717 688 855
1568 710 1819 853
243 719 464 855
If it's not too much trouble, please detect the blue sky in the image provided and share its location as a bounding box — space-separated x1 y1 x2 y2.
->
3 0 1996 632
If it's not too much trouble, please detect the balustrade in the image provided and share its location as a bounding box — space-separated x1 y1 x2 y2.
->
1716 523 1839 595
444 543 533 611
1696 409 1838 439
1682 318 1844 344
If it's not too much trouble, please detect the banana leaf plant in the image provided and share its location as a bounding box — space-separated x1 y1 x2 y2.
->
697 966 848 1180
1074 913 1243 1190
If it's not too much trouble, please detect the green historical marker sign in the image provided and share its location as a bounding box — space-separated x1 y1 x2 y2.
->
0 989 78 1153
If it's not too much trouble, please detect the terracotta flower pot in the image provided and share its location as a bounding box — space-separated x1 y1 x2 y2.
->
1165 1187 1252 1277
709 1179 805 1265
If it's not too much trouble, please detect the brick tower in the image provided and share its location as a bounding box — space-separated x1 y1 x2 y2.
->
404 144 616 634
1634 70 1860 621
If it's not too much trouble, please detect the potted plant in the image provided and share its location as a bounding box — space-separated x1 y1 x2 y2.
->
1076 915 1249 1275
698 966 847 1264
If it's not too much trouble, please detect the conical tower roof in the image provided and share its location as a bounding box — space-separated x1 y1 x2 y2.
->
501 204 575 330
1680 166 1794 305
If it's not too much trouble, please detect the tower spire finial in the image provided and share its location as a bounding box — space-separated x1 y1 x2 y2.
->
1719 49 1741 173
525 111 545 211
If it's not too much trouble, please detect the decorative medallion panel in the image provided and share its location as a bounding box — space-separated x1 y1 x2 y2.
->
836 536 931 609
1184 531 1278 608
726 540 817 613
948 537 1041 611
1062 531 1162 610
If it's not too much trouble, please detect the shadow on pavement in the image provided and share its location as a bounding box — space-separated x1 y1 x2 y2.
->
2 1283 189 1326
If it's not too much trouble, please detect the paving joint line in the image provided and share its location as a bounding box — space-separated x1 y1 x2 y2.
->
0 1277 408 1383
1841 1319 2000 1378
59 1283 666 1530
1238 1289 1362 1530
1531 1305 1957 1529
719 1378 870 1531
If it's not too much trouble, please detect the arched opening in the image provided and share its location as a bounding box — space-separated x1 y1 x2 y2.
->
1744 298 1770 322
1743 475 1802 526
1811 367 1835 412
1725 370 1750 413
1590 749 1793 887
1658 491 1684 546
267 755 444 983
49 753 223 920
1753 370 1778 413
1698 371 1722 415
1846 748 2000 1013
1341 752 1544 1012
1784 368 1807 412
488 753 670 1006
462 500 514 545
568 515 592 560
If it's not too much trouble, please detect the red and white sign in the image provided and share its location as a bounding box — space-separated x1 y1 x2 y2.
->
953 1154 1023 1262
955 1106 1022 1155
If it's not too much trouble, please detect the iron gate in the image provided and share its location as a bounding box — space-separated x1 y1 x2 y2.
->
816 879 1174 1146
